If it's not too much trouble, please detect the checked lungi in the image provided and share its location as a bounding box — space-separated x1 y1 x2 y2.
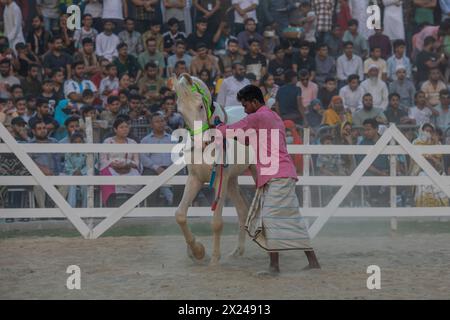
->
245 178 312 251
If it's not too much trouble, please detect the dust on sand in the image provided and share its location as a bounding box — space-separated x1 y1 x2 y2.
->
1 232 450 299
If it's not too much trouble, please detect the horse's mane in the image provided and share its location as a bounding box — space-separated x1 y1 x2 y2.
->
173 73 212 107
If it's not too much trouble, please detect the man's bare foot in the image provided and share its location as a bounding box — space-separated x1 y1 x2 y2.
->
256 268 279 277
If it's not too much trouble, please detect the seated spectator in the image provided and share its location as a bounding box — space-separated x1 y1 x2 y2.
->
140 112 175 205
387 39 412 81
43 36 73 78
268 46 291 86
219 38 243 74
64 131 88 208
161 96 184 131
339 74 364 113
20 64 41 98
187 17 214 56
162 18 187 57
389 66 417 109
274 69 306 125
29 97 53 128
73 14 99 50
409 123 449 207
368 27 392 60
297 69 318 109
327 25 344 59
321 96 352 127
434 89 450 130
127 94 151 142
15 42 41 79
99 63 120 105
421 67 447 107
242 39 266 81
237 18 263 55
118 17 143 57
415 36 447 85
113 43 141 79
138 37 166 76
342 19 368 59
259 73 278 107
99 117 141 207
336 41 364 88
167 40 192 76
384 93 414 126
199 69 215 95
408 91 439 126
364 46 388 82
59 116 81 143
27 15 51 57
73 38 101 78
292 41 316 79
138 62 165 106
63 61 98 103
315 44 336 87
213 21 238 56
360 65 389 110
100 95 122 127
352 93 387 127
190 43 221 79
95 20 121 61
306 99 324 132
318 77 338 109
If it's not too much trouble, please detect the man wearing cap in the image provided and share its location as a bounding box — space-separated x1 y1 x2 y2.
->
389 65 416 109
10 116 30 142
360 64 389 111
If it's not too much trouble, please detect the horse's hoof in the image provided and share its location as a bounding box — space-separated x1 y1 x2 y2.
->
209 256 221 267
228 247 245 258
187 242 207 264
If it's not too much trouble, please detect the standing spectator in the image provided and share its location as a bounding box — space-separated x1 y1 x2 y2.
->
315 44 336 87
267 0 297 33
352 93 387 127
73 14 99 50
389 66 417 109
113 43 141 79
26 15 51 57
43 36 73 78
297 69 318 108
413 0 437 26
138 37 166 75
101 0 128 33
408 91 439 126
368 28 392 61
140 112 175 205
336 41 364 88
421 67 447 107
242 39 266 80
349 0 371 39
186 17 214 55
440 0 450 22
311 0 334 44
343 19 369 59
216 62 250 107
237 18 264 55
167 40 192 75
382 0 405 41
3 0 25 55
232 0 258 35
36 0 59 33
274 69 306 124
130 0 160 34
118 18 143 57
339 74 364 113
298 0 317 45
364 46 388 81
193 0 221 33
327 25 344 59
64 131 88 208
387 40 413 81
164 0 187 32
84 0 103 31
434 90 450 130
360 65 389 110
95 20 121 61
212 21 237 56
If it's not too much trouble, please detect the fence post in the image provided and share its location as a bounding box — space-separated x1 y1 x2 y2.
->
389 127 398 231
303 127 311 210
85 117 95 230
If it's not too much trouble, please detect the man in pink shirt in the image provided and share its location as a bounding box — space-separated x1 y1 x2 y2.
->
216 85 320 274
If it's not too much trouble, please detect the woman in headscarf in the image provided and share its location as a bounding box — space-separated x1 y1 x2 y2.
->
321 96 352 127
409 123 449 207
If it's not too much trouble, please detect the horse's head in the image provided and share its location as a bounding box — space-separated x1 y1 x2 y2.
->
173 73 213 136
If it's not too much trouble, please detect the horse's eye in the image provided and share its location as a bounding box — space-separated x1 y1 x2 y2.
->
200 105 203 110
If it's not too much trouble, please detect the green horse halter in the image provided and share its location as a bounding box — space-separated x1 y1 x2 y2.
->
186 81 213 136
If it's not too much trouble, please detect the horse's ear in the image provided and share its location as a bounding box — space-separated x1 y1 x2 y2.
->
180 73 193 86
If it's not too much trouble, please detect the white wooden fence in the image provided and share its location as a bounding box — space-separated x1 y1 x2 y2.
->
1 123 450 239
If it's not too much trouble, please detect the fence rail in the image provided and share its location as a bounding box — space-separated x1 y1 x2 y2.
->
1 123 450 239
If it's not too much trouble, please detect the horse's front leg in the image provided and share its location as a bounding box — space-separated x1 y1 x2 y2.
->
176 175 205 261
210 175 229 266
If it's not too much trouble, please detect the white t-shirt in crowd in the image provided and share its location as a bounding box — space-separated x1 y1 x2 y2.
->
95 32 121 61
102 0 124 20
232 0 259 24
84 0 103 18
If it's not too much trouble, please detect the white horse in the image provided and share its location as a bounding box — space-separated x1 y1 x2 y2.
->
173 73 257 266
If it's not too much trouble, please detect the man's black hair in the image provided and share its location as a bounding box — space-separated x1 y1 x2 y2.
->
284 69 297 83
107 95 120 105
389 92 400 100
362 118 378 129
343 41 354 48
64 116 80 127
348 19 359 27
347 74 360 82
30 119 46 130
117 42 128 51
236 85 265 104
167 17 179 27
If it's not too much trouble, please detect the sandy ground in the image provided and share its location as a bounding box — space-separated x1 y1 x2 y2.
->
1 219 450 300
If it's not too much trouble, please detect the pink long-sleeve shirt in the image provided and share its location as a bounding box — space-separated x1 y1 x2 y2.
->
217 106 298 188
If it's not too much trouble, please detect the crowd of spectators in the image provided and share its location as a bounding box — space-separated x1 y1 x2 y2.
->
0 0 450 213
